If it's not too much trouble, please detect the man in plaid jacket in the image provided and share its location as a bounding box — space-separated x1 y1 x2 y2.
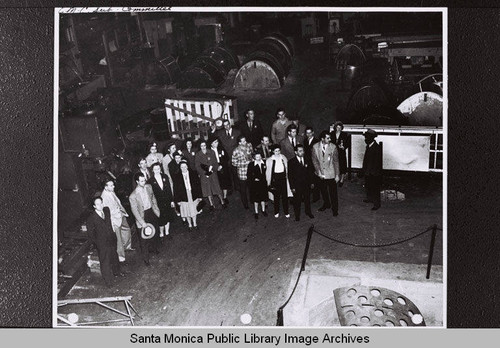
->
231 135 253 209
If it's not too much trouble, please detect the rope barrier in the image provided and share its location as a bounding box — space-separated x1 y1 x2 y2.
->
276 223 441 326
312 225 435 248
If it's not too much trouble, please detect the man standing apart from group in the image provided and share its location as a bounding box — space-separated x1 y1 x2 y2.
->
311 131 340 216
86 196 123 287
101 179 133 262
361 129 382 210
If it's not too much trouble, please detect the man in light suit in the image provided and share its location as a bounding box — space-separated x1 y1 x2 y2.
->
101 179 133 263
129 173 161 265
280 123 304 160
311 130 340 216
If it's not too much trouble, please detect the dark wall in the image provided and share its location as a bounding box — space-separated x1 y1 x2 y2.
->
0 8 53 326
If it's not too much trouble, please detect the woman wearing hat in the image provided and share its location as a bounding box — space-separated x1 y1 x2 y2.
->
330 121 350 187
247 151 268 219
148 162 176 237
146 142 164 168
209 136 231 204
195 139 226 210
173 161 203 230
180 138 197 170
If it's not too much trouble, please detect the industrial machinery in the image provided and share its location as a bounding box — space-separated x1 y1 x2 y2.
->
233 33 294 89
178 46 240 89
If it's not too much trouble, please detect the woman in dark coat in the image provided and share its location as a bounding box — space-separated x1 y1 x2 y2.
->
148 162 176 237
331 121 350 187
195 139 225 210
246 151 268 219
181 138 197 170
173 161 203 230
209 136 231 204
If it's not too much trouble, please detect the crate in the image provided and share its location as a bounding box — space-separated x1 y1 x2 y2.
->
164 93 238 140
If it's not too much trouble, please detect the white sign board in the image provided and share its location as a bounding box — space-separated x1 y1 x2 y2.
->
350 135 431 172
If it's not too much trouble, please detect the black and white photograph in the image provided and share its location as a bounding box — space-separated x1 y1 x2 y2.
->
55 7 446 327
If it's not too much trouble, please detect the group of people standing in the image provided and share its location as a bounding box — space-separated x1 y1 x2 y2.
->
86 107 382 287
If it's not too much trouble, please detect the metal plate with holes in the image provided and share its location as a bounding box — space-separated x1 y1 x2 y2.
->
333 285 426 327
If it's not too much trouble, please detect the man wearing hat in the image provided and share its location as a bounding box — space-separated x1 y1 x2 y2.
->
361 129 383 210
129 173 161 266
86 196 124 287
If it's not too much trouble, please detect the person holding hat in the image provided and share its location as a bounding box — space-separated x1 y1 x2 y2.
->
101 179 133 262
265 144 293 218
311 130 340 216
86 196 124 287
195 139 225 211
148 162 176 237
361 129 382 210
246 151 268 219
330 121 350 187
173 161 203 231
145 142 164 168
210 136 231 204
129 173 161 266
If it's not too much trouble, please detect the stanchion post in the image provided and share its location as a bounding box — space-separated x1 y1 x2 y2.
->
426 224 437 279
301 225 314 272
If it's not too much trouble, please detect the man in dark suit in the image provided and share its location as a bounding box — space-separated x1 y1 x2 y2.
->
255 135 273 160
303 127 320 202
216 119 241 156
361 129 383 210
280 124 304 160
288 144 315 221
86 196 124 287
216 119 241 191
239 109 264 149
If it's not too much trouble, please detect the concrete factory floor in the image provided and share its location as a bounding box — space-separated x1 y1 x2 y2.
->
58 174 443 327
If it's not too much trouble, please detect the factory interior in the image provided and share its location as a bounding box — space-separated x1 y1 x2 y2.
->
56 10 444 327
